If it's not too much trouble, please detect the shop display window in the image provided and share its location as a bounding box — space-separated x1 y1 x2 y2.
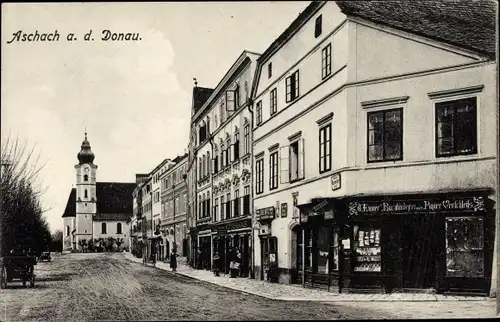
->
317 226 329 274
330 228 339 271
445 216 484 277
353 224 381 272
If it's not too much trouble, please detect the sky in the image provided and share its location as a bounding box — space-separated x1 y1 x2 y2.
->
1 1 310 233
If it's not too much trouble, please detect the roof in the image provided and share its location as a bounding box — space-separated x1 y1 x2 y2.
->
335 0 496 58
257 1 324 64
62 188 76 217
192 87 215 115
172 153 188 164
61 182 136 218
96 182 136 214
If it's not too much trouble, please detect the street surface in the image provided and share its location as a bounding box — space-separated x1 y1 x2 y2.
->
0 253 496 321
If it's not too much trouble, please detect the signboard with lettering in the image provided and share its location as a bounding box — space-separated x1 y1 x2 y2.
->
281 203 288 218
331 173 341 191
211 219 252 232
257 207 276 221
348 196 485 217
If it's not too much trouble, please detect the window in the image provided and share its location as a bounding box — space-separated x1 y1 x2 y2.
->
117 223 122 234
101 222 107 234
436 97 477 157
213 148 219 173
220 101 225 123
226 139 231 165
221 144 226 168
226 192 231 219
66 225 70 236
214 198 218 222
290 139 304 182
233 132 240 161
256 158 264 194
233 189 240 217
315 14 322 38
243 186 250 215
268 62 272 78
319 124 332 173
445 217 484 277
269 151 278 190
256 101 262 125
84 174 88 182
285 71 300 103
244 124 250 155
367 108 403 162
270 88 277 116
221 196 225 221
321 43 332 79
84 189 88 199
353 224 381 272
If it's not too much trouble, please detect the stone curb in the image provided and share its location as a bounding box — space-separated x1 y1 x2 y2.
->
123 254 488 303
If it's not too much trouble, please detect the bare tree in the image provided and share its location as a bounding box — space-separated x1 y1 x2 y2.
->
1 134 52 257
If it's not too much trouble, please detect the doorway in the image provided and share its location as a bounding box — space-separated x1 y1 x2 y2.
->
402 215 439 289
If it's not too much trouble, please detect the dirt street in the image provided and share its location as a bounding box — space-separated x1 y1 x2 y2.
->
0 252 406 321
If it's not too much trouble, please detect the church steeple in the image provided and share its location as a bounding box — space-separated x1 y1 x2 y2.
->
77 130 95 165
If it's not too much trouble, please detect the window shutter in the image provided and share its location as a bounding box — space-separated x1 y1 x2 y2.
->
298 138 305 179
280 146 290 184
226 90 236 112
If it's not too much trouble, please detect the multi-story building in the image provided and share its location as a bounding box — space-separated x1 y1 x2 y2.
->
192 51 260 274
140 177 153 257
149 159 173 260
160 154 188 260
130 174 148 255
251 0 497 296
187 85 214 266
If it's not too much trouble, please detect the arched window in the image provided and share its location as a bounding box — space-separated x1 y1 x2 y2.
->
84 189 88 199
66 225 70 236
101 222 107 234
84 174 89 182
117 222 122 234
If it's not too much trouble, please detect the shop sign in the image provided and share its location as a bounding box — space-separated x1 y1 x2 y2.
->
256 207 276 221
331 173 341 191
211 219 252 232
281 203 288 218
348 196 486 217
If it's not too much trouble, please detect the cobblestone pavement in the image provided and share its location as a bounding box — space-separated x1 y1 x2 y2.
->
125 253 491 303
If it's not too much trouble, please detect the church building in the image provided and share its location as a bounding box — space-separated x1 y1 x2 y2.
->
62 133 136 251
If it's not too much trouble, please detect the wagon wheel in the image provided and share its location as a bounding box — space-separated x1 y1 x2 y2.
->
0 267 7 289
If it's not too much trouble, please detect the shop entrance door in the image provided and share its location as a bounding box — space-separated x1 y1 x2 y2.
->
402 215 439 289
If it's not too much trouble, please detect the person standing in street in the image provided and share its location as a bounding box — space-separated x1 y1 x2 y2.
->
170 248 178 272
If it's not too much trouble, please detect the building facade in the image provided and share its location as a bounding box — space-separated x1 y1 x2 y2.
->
160 154 188 260
251 0 497 296
191 51 260 275
130 174 149 256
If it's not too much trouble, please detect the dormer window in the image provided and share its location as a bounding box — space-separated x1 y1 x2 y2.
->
315 15 322 38
268 62 272 78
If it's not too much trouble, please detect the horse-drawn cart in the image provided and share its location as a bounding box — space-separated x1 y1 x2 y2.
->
0 256 37 289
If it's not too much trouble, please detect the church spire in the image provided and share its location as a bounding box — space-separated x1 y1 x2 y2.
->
77 130 95 165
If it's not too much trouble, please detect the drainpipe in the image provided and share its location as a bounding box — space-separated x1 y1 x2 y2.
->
247 97 255 279
208 135 215 268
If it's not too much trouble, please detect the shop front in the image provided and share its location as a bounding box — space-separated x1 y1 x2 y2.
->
344 190 494 295
295 198 346 291
256 206 278 282
197 225 212 270
211 218 252 277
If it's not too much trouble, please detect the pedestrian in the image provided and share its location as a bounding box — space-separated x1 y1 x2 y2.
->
170 248 178 272
229 247 238 278
213 251 220 276
236 248 242 277
196 247 202 269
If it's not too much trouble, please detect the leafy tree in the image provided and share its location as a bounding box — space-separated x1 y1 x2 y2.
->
50 229 63 252
1 135 52 257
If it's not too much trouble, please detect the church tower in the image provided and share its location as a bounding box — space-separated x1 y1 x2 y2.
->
74 131 97 246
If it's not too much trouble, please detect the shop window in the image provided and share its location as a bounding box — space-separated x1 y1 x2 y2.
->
296 229 303 271
353 224 381 272
445 217 484 277
330 228 339 271
436 97 477 157
368 108 403 162
317 226 330 274
305 228 313 270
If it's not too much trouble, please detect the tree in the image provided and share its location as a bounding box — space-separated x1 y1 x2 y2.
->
1 135 51 257
50 229 63 252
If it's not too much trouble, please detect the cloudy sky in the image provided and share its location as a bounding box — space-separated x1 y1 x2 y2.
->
1 2 310 233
